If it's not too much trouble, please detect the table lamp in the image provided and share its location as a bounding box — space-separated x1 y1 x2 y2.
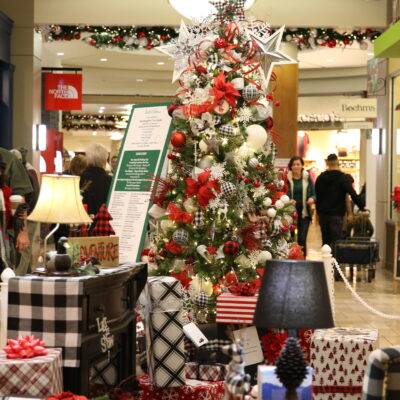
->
253 259 334 400
28 175 92 274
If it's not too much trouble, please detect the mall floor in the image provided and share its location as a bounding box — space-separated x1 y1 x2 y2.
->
307 220 400 348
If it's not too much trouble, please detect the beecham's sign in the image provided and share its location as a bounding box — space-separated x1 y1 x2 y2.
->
339 98 377 118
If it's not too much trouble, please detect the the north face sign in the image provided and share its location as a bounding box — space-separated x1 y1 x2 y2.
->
45 73 82 110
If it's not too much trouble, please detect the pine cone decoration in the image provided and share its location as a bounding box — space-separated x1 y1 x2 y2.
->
275 337 307 390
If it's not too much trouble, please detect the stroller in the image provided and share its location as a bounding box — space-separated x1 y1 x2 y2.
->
334 210 379 282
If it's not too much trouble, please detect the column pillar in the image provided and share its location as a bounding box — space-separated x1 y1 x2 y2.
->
0 0 41 167
270 42 298 159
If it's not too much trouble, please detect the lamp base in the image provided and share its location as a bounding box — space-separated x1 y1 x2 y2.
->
285 388 298 400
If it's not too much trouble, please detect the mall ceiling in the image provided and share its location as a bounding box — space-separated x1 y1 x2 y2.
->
36 0 387 109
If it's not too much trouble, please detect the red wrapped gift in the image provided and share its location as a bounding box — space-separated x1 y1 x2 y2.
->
216 293 258 324
185 362 227 381
139 374 224 400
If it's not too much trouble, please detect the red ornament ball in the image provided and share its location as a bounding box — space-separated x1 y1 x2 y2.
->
236 174 243 180
64 35 71 41
343 39 350 45
138 32 146 38
54 36 61 41
290 224 297 231
244 177 250 184
225 271 238 285
266 117 274 129
167 153 176 160
74 34 81 40
186 257 195 265
253 182 261 188
328 40 336 48
214 38 228 49
223 240 240 255
213 284 223 296
274 101 280 107
365 28 372 34
161 35 167 41
171 132 186 147
195 65 207 75
292 213 298 220
281 225 288 233
89 39 96 45
146 45 153 50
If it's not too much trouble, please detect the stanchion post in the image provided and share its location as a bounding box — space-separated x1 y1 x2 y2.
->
0 267 16 347
321 245 335 323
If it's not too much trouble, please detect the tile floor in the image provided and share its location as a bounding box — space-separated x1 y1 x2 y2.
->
307 220 400 348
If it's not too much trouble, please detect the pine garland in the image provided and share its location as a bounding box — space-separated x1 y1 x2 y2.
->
43 24 382 51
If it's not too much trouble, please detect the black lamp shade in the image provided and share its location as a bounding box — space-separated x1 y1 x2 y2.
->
253 259 334 330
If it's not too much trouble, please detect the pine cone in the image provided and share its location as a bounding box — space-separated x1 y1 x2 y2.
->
275 337 307 390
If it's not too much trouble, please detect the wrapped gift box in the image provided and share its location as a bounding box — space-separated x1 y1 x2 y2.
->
185 362 227 381
258 365 312 400
310 328 378 398
216 293 258 324
139 374 224 400
145 277 186 388
0 348 63 397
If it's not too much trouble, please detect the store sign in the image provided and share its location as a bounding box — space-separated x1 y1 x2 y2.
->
45 73 82 110
339 98 377 118
107 103 173 263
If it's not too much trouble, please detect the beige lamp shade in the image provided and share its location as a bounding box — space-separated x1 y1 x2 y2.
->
28 175 92 224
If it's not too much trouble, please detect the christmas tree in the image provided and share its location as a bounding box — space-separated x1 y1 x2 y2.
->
143 0 297 311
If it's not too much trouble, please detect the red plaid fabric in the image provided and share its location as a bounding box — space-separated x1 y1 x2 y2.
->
313 385 362 394
91 203 115 236
199 364 227 381
0 348 63 397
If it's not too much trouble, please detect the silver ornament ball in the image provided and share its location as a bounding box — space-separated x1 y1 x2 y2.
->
172 228 190 246
242 85 260 102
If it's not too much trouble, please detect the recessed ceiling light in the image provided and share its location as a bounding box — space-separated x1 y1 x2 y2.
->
100 58 108 62
326 58 335 62
136 78 144 82
93 131 97 136
157 61 165 65
368 52 374 56
57 52 64 56
99 109 104 113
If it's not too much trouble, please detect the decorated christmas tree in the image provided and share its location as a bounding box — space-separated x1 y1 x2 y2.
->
143 0 297 315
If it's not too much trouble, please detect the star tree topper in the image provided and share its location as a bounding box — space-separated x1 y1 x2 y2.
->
247 26 297 88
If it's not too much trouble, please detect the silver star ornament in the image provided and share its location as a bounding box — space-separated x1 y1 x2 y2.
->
248 26 297 88
204 136 222 155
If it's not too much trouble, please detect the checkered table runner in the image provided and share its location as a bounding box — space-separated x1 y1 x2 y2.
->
7 265 134 368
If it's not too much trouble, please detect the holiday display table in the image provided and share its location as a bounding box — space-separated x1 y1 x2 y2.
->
138 374 225 400
310 328 378 400
0 348 63 397
216 293 258 324
7 263 147 395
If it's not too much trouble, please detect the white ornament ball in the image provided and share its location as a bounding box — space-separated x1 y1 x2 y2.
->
172 228 190 246
255 105 272 120
231 77 244 90
242 85 260 102
246 124 268 150
278 180 285 189
199 139 208 152
280 195 290 204
160 219 175 232
248 158 259 168
258 250 272 263
275 200 284 209
267 208 277 218
198 155 214 170
263 197 272 207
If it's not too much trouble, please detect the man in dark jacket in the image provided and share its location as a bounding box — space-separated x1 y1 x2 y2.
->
315 154 365 249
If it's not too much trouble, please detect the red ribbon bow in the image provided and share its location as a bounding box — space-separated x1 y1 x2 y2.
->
167 202 193 224
211 72 241 109
165 240 185 255
228 279 259 296
3 335 48 359
185 170 221 208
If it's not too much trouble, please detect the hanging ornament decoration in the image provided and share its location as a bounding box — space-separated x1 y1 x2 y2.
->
221 181 237 198
248 158 259 168
218 124 236 137
231 77 245 90
185 170 221 208
265 116 274 129
263 197 272 207
171 131 187 147
204 136 223 154
211 72 241 109
214 99 230 115
193 291 212 309
172 228 190 246
242 85 260 102
246 124 268 150
223 240 241 255
275 200 284 209
267 208 277 218
198 155 215 170
248 26 296 88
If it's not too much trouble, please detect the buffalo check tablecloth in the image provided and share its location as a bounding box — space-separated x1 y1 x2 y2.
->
7 266 133 368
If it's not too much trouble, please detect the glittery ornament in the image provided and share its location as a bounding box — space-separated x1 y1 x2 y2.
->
172 228 190 246
249 158 259 168
214 38 228 49
242 85 260 102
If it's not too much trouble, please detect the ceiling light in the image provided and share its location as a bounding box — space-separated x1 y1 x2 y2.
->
111 132 124 141
57 52 64 56
100 58 108 62
93 131 97 136
157 61 165 65
326 58 335 62
169 0 255 20
99 109 104 114
136 78 144 82
368 52 374 56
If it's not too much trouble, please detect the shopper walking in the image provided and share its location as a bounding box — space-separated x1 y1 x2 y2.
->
286 156 316 257
315 153 365 251
80 144 112 216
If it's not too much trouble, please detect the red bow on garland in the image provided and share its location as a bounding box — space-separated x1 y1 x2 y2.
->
165 240 186 255
167 202 193 224
185 170 221 208
211 72 241 108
